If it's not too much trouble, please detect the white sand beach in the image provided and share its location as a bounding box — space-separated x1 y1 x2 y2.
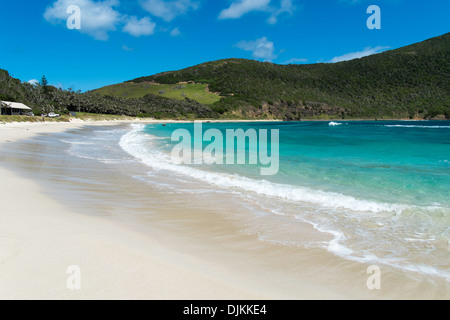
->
0 120 447 300
0 121 323 299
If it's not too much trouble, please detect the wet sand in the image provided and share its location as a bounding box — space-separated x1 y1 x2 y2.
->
0 121 448 300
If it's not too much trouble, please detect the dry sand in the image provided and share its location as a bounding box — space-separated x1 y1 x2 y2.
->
0 121 266 299
0 120 338 300
0 120 446 300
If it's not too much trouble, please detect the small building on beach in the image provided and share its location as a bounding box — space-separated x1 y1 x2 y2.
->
0 101 32 116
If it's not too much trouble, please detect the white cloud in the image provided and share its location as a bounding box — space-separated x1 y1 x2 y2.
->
27 79 39 86
140 0 200 22
219 0 296 23
329 46 390 63
236 37 277 61
170 27 181 36
282 58 308 64
123 16 156 37
219 0 270 19
122 45 134 51
267 0 295 24
44 0 122 40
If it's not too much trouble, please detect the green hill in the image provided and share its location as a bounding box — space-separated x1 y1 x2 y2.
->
0 70 217 120
126 32 450 120
2 33 449 120
93 82 221 105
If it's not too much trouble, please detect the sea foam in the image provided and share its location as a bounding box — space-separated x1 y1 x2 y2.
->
119 124 409 214
118 123 450 281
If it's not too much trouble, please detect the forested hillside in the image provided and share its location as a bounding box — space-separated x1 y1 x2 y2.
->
129 32 450 120
0 70 216 119
2 33 449 120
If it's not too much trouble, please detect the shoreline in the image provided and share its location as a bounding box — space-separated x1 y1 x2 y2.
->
0 120 271 299
0 166 271 299
0 120 337 299
0 120 448 300
1 116 446 127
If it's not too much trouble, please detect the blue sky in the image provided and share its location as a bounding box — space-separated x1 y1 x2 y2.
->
0 0 448 91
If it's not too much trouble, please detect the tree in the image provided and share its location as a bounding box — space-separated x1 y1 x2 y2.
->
40 75 48 88
40 75 51 96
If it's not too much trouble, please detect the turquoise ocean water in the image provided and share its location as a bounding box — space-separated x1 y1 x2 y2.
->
118 121 449 280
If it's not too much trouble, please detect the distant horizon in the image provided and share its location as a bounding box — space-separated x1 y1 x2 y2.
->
1 0 449 92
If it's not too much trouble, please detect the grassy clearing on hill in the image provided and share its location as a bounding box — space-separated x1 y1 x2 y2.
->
93 82 222 105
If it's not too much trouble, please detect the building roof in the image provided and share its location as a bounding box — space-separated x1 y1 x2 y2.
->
0 101 32 110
